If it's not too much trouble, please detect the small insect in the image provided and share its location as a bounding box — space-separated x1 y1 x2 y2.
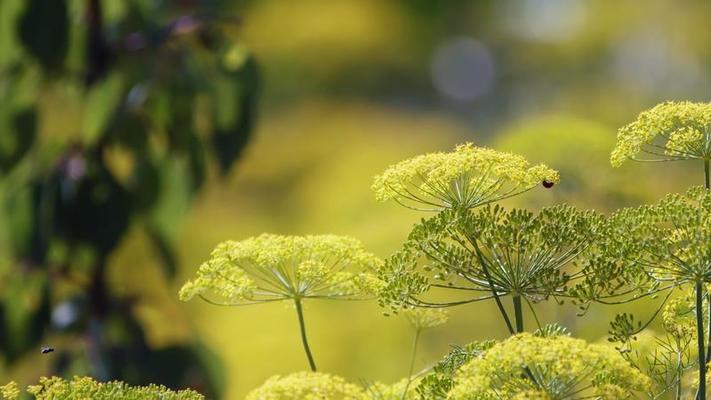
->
41 346 55 354
542 180 555 189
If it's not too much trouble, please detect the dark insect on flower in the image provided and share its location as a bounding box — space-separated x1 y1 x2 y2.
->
542 180 555 189
41 346 54 354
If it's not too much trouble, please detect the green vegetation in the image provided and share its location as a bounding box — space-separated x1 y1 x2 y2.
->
3 1 711 398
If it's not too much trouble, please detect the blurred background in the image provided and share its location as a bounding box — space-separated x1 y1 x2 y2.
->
0 0 710 398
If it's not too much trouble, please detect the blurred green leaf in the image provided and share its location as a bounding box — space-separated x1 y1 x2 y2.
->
83 73 125 144
211 57 259 174
0 0 25 70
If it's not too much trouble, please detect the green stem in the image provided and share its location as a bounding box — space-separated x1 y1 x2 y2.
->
513 295 524 333
696 282 706 400
703 160 711 368
294 298 317 372
401 329 421 399
473 241 515 335
677 348 684 400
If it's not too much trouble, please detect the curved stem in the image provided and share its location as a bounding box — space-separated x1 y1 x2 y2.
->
696 282 706 400
294 298 317 371
513 295 524 333
401 329 421 399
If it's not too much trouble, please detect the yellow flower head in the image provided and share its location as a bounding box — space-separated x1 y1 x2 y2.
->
246 372 365 400
448 333 650 400
0 382 19 400
372 143 559 211
23 376 203 399
611 101 711 167
180 234 383 304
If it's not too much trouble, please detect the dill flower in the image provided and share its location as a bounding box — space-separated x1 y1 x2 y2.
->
180 234 382 303
416 340 495 399
22 376 203 399
608 186 711 288
0 382 19 400
179 233 382 371
401 308 449 331
611 101 711 167
246 372 365 400
372 143 559 211
378 204 604 334
447 333 650 400
601 186 711 398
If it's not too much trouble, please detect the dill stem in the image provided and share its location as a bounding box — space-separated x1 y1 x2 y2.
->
513 295 524 333
696 282 706 400
401 329 421 399
294 298 317 372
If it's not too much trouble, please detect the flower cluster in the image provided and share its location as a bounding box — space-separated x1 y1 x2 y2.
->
246 372 365 400
378 204 603 313
447 333 651 399
416 341 495 399
180 234 383 304
0 382 19 400
372 143 559 211
0 376 203 400
611 101 711 166
401 308 449 330
607 186 711 286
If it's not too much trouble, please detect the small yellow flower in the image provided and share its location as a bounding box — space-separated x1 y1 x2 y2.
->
447 333 650 399
180 234 383 304
372 143 559 211
25 376 203 399
0 382 19 400
611 101 711 167
246 372 365 400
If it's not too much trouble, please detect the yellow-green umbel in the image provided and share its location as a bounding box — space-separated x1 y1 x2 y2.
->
372 143 559 211
611 101 711 187
609 101 711 400
179 233 382 371
601 186 711 400
378 204 605 335
246 372 366 400
447 333 650 400
0 382 19 400
0 377 205 400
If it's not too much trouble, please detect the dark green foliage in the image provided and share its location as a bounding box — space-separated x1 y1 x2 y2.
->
0 0 258 395
18 0 68 70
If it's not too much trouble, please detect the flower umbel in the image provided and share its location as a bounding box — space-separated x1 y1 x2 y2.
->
0 382 19 400
180 233 382 372
19 376 203 399
180 234 382 304
372 143 559 211
447 333 650 399
611 101 711 167
378 204 603 333
246 372 365 400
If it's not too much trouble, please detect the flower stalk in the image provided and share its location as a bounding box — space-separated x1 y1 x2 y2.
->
294 298 317 372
